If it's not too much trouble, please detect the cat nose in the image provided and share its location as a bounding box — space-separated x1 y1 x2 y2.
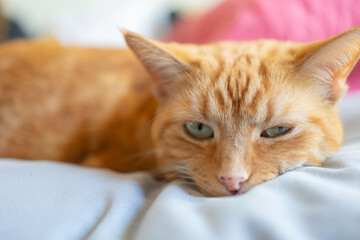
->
219 175 249 195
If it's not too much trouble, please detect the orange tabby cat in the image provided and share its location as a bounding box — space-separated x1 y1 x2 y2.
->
0 26 359 197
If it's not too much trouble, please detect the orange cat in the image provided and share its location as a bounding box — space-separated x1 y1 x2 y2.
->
0 26 359 197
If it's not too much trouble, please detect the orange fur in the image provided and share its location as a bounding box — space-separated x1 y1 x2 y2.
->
0 27 359 196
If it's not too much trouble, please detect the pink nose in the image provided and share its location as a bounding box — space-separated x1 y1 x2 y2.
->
219 175 248 195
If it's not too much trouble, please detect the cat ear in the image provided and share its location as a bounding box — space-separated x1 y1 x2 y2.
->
122 30 191 100
297 26 360 102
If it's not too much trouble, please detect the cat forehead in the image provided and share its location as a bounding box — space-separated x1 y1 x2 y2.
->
188 78 308 132
166 40 313 127
184 53 309 127
184 41 301 89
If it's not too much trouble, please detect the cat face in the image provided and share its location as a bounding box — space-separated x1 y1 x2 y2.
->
124 27 360 197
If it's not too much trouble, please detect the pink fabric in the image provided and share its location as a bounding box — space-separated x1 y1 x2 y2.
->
169 0 360 92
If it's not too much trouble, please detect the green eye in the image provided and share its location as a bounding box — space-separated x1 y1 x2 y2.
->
261 126 291 138
184 123 214 140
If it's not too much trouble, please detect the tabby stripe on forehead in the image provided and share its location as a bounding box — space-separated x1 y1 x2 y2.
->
259 62 268 79
248 89 262 113
233 71 241 111
226 75 235 103
245 55 252 65
232 54 245 69
226 75 235 111
265 100 274 122
259 62 270 89
200 93 209 118
211 54 225 83
240 75 251 99
215 88 226 109
220 55 245 112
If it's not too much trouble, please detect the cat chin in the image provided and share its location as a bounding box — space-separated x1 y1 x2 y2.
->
199 174 279 197
196 181 250 197
199 186 251 197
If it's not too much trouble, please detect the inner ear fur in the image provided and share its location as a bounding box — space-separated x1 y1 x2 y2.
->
122 30 192 101
297 26 360 102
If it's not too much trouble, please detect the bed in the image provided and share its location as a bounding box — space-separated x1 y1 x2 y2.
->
1 92 360 240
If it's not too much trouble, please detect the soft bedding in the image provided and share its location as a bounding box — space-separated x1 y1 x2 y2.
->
1 92 360 240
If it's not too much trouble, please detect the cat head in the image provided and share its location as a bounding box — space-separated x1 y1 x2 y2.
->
124 26 360 197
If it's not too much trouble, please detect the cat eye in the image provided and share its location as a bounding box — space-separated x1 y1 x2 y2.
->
261 126 291 138
184 123 214 140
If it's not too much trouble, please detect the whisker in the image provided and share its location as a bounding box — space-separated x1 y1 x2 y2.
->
174 180 198 187
153 161 195 183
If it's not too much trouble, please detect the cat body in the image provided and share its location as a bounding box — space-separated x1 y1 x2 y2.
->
0 40 157 171
0 27 359 197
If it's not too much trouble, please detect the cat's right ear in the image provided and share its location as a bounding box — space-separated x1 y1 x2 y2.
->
122 30 192 101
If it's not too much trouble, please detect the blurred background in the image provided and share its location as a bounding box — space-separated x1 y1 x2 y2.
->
0 0 222 46
1 0 360 89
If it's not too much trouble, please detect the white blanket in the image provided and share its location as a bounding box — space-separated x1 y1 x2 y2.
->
1 93 360 240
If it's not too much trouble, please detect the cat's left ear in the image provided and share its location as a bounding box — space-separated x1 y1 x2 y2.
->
122 30 192 101
297 26 360 102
